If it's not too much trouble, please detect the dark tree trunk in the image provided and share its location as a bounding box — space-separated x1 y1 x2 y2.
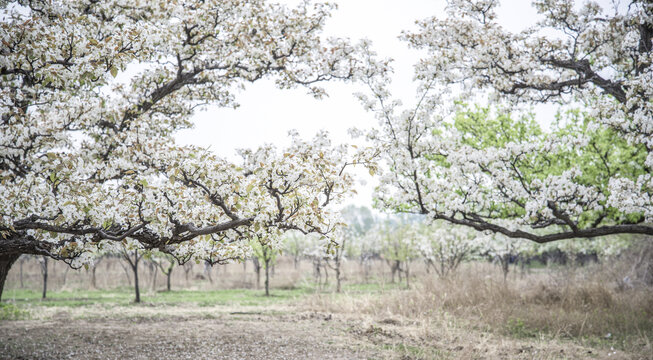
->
40 257 48 299
501 254 510 282
0 253 20 301
133 251 140 303
264 257 270 297
157 260 174 292
150 262 158 291
123 249 142 303
133 251 141 303
91 264 98 289
19 256 24 288
253 258 261 289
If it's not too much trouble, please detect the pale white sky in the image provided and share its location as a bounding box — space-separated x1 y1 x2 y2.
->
175 0 612 209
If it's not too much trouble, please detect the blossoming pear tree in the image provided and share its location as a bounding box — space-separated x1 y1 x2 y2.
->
0 0 386 299
358 0 652 244
416 221 480 278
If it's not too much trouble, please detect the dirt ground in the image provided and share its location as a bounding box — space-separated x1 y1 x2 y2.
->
0 312 381 360
0 306 634 360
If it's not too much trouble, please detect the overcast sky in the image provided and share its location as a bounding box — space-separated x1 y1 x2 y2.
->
175 0 613 209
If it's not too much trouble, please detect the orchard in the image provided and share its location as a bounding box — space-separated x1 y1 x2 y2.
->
1 1 651 359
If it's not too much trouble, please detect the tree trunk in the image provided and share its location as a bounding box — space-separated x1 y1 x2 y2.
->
335 266 341 293
19 256 24 288
91 264 98 289
183 263 192 284
0 253 20 302
150 263 158 291
40 257 48 299
502 254 510 282
253 258 261 289
203 261 213 284
62 266 70 287
133 251 141 303
166 271 171 291
397 261 402 284
405 262 410 288
264 258 270 297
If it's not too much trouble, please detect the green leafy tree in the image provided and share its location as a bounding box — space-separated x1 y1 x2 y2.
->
250 238 279 297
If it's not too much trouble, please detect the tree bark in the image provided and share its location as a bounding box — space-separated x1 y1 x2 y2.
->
0 253 20 301
150 262 158 291
40 257 48 299
19 256 24 288
62 266 70 287
335 266 341 293
501 254 510 282
253 258 261 289
123 249 141 303
133 251 140 303
91 264 98 289
405 261 410 288
264 257 270 297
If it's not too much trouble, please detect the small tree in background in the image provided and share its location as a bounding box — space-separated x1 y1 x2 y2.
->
283 232 309 270
251 238 279 297
418 222 479 278
380 225 419 287
326 229 348 293
151 253 177 292
121 246 144 303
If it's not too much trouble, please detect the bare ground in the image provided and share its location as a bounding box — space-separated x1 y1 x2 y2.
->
0 312 380 360
0 305 637 360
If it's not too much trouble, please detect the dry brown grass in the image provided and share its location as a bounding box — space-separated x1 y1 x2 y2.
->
300 262 653 359
6 254 653 359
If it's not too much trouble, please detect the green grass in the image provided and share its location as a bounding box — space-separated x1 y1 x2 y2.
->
383 342 449 359
2 287 312 308
0 303 30 320
1 279 407 312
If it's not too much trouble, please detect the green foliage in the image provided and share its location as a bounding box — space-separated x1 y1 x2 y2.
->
454 104 542 149
0 303 30 320
380 225 419 262
450 104 648 228
250 238 278 269
505 317 538 338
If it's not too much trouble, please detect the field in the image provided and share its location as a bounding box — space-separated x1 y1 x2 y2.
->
1 256 652 359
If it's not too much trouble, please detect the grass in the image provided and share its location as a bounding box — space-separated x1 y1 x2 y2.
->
0 303 30 320
4 257 653 358
2 287 312 308
305 263 653 358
